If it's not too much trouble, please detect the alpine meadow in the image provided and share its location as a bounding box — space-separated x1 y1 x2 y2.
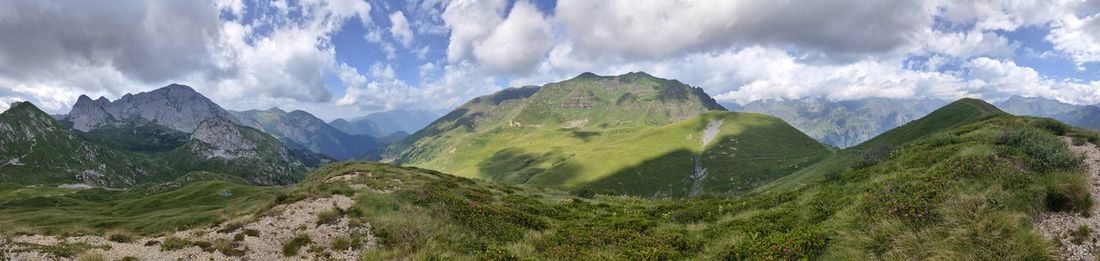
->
1 0 1100 260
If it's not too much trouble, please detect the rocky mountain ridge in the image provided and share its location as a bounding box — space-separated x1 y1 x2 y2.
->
66 84 239 133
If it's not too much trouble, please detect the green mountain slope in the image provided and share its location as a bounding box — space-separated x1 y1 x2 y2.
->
0 102 167 186
387 72 827 196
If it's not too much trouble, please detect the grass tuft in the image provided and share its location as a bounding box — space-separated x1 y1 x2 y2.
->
282 233 312 256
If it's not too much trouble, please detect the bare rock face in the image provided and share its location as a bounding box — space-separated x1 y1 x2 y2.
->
67 95 116 132
189 116 260 160
66 84 238 133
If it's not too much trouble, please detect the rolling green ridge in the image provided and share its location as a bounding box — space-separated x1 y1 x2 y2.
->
387 72 828 197
761 98 1008 192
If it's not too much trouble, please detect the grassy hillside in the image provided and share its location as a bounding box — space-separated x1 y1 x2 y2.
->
4 109 1088 259
264 112 1095 259
388 73 827 197
392 110 827 197
0 178 276 236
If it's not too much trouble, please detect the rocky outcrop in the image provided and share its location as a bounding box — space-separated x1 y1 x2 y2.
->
67 95 117 132
66 84 238 133
190 116 262 160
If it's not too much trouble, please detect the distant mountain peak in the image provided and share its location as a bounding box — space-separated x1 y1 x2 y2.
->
994 95 1079 118
573 72 601 80
622 71 654 78
938 98 1005 116
287 110 314 117
162 83 196 92
267 107 287 114
7 101 39 114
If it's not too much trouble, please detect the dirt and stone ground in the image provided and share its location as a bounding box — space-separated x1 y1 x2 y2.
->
1 178 376 260
1039 138 1100 261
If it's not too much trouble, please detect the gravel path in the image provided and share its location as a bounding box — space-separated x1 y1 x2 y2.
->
1038 138 1100 260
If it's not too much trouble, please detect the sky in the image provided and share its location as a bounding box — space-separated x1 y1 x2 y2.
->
0 0 1098 121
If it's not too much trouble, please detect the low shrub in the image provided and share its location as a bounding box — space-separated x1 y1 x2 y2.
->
1071 225 1091 245
1031 118 1069 136
571 189 596 199
726 226 827 260
863 176 942 225
332 236 352 251
998 128 1081 173
316 208 342 225
852 145 893 169
282 233 311 256
214 238 244 256
160 237 191 251
242 229 260 237
106 230 135 243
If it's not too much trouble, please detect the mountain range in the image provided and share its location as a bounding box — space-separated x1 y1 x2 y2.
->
994 95 1100 130
230 108 383 160
2 72 1099 259
730 98 948 148
329 109 442 138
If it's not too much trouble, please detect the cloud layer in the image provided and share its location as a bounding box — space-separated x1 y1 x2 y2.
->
0 0 1097 119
